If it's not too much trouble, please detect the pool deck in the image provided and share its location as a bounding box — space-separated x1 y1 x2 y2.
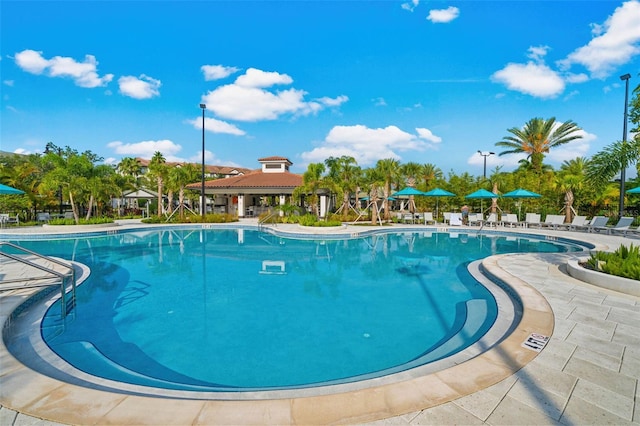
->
1 219 639 425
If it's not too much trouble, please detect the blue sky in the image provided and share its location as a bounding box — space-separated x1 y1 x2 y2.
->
2 0 639 177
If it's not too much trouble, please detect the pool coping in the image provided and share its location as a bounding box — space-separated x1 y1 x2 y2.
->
0 225 559 424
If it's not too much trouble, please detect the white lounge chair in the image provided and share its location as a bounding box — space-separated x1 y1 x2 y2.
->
422 212 436 225
443 212 452 225
523 213 541 228
449 212 462 226
482 213 498 228
563 215 588 231
500 213 519 228
468 213 483 226
540 214 565 230
402 213 415 224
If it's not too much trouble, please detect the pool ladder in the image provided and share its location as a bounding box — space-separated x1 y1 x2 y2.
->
0 242 77 319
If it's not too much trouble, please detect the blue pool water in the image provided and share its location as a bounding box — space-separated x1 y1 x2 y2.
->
13 228 580 392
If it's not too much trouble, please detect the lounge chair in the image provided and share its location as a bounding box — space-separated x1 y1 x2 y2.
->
603 217 634 235
443 212 451 225
0 213 19 227
523 213 541 228
468 213 483 226
500 213 519 228
540 214 565 230
449 212 462 226
562 215 588 231
422 212 436 225
573 216 608 232
482 213 498 228
402 213 415 224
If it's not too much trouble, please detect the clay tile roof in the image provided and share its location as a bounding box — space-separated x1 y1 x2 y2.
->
187 171 303 190
258 156 291 163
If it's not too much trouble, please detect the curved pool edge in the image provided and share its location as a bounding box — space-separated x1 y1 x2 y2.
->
0 252 553 425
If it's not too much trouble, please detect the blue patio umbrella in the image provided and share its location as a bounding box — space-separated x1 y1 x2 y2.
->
502 188 541 218
627 186 640 194
392 187 425 212
423 188 455 220
0 183 25 195
465 188 499 215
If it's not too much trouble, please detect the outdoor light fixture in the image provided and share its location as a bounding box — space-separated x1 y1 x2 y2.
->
619 73 631 219
477 150 495 179
200 103 207 218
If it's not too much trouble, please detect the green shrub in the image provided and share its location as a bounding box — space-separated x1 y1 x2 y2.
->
586 244 640 281
48 217 115 225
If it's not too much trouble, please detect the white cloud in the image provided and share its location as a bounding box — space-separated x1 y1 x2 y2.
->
301 124 435 166
373 97 387 106
427 7 459 23
202 68 347 122
107 139 182 160
201 65 240 81
491 62 565 98
559 0 640 78
235 68 293 88
118 74 161 99
565 73 589 84
527 45 550 62
14 49 113 88
3 80 14 87
401 0 419 12
186 116 246 136
416 127 442 143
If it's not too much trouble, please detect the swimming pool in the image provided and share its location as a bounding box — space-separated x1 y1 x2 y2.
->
5 227 583 397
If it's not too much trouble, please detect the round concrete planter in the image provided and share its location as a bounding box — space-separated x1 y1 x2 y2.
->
567 258 640 297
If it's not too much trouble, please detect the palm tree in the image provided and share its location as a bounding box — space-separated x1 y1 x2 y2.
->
293 163 334 216
401 161 421 212
167 164 199 219
556 157 588 222
496 117 583 174
148 152 167 217
363 167 384 225
586 138 640 191
325 156 360 220
375 158 401 220
419 163 443 190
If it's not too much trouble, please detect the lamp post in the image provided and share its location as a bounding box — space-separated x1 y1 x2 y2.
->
477 150 495 179
200 103 207 218
618 74 631 219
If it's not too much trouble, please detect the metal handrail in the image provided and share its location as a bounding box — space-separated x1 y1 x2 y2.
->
258 210 278 230
0 242 76 318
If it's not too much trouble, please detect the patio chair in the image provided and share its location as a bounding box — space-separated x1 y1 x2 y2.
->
604 217 634 235
575 216 609 232
523 213 541 228
402 213 415 224
422 212 436 225
443 212 451 225
449 212 462 226
500 213 519 228
560 215 588 231
37 212 51 223
0 213 19 227
468 213 483 226
482 213 498 228
540 214 565 230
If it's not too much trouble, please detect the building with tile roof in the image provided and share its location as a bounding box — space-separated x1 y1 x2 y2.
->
186 157 303 217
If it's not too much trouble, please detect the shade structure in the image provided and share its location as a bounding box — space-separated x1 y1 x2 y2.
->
502 188 541 199
423 187 455 220
392 187 425 197
0 183 25 195
502 188 541 218
465 188 498 199
627 186 640 194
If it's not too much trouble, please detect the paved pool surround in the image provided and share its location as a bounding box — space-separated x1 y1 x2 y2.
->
1 220 638 425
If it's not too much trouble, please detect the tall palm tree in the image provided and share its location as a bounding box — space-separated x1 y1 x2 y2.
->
586 138 640 190
420 163 443 190
148 152 167 217
363 167 384 225
375 158 401 220
325 156 360 220
167 163 199 219
556 158 588 222
496 117 583 174
293 163 335 216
